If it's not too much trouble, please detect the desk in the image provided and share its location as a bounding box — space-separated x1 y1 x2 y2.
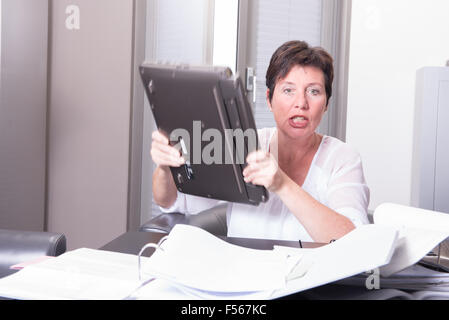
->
100 231 323 255
99 230 410 300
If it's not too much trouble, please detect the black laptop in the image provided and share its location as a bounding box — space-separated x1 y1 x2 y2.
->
140 63 268 206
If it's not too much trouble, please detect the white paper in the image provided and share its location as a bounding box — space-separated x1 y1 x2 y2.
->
374 203 449 277
270 224 399 299
131 278 274 300
141 224 303 293
133 224 398 300
0 248 145 300
3 202 447 300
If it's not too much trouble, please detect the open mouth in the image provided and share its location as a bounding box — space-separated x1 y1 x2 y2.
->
289 116 308 128
291 116 307 123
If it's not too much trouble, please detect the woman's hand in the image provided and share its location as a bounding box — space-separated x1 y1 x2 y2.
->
242 150 286 192
151 130 185 170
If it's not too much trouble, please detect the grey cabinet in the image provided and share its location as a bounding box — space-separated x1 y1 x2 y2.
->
412 67 449 213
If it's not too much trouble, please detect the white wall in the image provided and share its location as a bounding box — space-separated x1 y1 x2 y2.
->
346 0 449 211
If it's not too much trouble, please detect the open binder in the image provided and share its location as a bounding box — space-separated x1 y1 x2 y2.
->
133 203 449 299
137 224 309 297
134 223 398 299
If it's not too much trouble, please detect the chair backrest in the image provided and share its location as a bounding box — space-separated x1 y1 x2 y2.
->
0 229 66 278
188 203 228 236
140 203 228 236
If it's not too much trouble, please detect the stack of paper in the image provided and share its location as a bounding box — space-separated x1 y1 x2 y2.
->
131 223 399 300
2 203 448 300
0 248 146 300
138 224 306 299
373 203 449 277
269 224 399 299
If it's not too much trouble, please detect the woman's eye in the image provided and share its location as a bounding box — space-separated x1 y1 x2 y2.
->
283 88 294 95
307 88 321 96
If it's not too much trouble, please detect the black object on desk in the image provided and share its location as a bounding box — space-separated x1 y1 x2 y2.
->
100 230 323 256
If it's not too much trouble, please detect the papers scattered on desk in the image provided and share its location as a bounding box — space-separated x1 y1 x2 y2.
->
0 248 146 300
138 224 305 299
9 256 54 270
269 224 399 299
1 203 449 300
373 203 449 277
0 225 309 300
130 223 398 300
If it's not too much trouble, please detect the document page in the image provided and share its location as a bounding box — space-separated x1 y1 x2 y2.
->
0 248 145 300
374 203 449 277
270 224 398 299
141 224 303 293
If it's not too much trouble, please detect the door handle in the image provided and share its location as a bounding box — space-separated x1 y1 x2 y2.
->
245 67 257 103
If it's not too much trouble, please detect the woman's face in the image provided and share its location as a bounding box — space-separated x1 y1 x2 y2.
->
267 65 327 140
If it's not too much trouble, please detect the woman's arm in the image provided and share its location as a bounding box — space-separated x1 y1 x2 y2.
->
152 166 178 209
151 131 184 209
243 150 355 243
274 173 355 243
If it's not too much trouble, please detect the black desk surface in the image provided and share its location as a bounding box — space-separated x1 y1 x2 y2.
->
100 230 324 256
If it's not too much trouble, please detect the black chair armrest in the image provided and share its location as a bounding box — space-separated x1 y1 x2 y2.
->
140 203 228 236
0 229 67 278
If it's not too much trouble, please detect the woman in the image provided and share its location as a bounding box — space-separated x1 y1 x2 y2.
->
151 40 370 243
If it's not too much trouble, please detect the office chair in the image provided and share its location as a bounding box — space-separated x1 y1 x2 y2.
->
0 229 67 278
140 203 228 236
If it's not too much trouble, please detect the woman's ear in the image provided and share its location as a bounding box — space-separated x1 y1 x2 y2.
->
266 89 273 112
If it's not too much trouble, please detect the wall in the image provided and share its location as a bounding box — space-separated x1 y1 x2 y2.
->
346 0 449 211
0 0 48 231
47 0 134 249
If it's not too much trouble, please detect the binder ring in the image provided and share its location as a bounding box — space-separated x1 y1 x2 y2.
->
138 235 168 281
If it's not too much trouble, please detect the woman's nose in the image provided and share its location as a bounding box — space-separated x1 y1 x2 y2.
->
294 92 308 109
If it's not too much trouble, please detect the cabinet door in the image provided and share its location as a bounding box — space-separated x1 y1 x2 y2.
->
0 0 48 231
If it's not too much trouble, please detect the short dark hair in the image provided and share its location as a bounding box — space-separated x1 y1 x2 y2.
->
266 40 334 106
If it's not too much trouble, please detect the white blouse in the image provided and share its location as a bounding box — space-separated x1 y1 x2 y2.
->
160 127 370 241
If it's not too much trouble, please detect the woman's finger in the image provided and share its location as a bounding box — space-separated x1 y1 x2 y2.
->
152 130 169 144
243 160 269 178
243 171 270 188
151 148 185 167
153 141 182 159
246 150 269 164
